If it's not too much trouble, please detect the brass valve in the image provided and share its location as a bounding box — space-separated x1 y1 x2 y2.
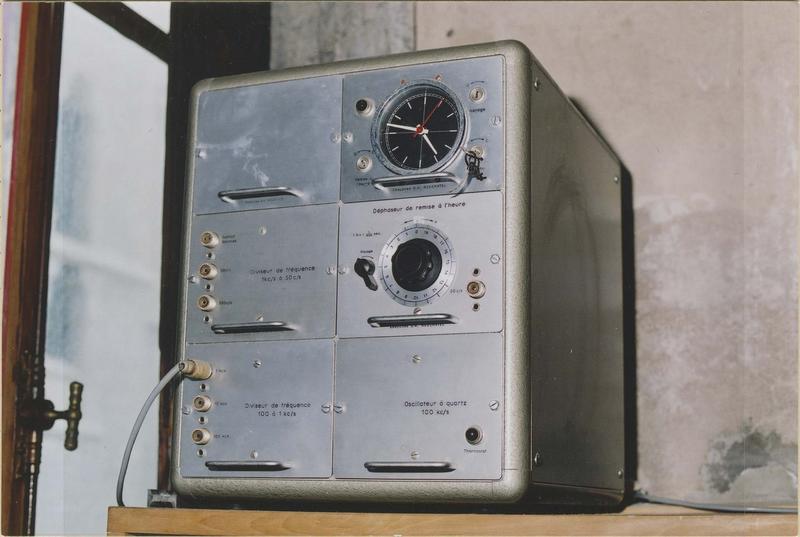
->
20 381 83 451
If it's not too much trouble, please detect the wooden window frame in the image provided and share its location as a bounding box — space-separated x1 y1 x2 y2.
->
2 3 270 534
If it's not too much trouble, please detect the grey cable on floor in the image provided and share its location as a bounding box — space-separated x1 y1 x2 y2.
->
634 490 798 514
116 361 184 507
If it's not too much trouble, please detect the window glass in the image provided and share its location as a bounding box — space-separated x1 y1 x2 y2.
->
37 4 167 534
2 3 22 247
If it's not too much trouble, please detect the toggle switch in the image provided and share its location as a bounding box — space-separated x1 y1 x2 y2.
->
354 257 378 291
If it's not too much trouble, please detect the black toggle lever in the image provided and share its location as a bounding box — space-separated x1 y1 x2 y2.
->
354 257 378 291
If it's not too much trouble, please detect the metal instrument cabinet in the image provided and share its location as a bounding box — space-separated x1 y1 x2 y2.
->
171 40 628 506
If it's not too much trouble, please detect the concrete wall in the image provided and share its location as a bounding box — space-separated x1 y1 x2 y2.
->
271 1 798 504
270 2 414 69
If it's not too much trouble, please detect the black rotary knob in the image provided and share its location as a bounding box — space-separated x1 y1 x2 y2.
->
391 238 442 292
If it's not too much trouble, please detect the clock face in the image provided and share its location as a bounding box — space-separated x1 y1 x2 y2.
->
375 83 465 173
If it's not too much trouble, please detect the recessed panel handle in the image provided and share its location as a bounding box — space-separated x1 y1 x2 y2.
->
211 321 295 334
367 313 458 328
371 172 459 189
205 461 290 472
364 461 455 473
218 186 303 202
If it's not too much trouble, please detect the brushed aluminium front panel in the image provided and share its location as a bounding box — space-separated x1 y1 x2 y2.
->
173 40 533 503
192 75 343 214
185 204 339 343
337 191 503 338
529 61 625 493
178 340 334 478
340 56 504 202
334 334 503 479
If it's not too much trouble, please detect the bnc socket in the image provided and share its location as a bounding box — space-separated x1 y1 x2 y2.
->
468 145 485 158
356 155 372 172
181 359 213 380
198 263 218 280
197 294 217 311
200 231 219 248
466 280 486 299
192 395 213 412
469 86 486 102
191 428 211 445
355 98 374 116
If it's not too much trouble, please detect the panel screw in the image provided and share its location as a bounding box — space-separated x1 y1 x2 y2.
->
253 360 261 368
613 176 620 184
491 115 502 127
338 266 349 275
617 469 624 479
258 226 268 235
412 354 422 364
490 254 501 264
411 451 419 460
413 307 422 314
533 78 541 91
333 404 345 414
343 132 354 143
533 452 542 466
251 450 259 459
187 275 199 284
434 74 443 81
489 400 500 411
321 403 331 414
326 265 336 275
181 406 191 415
196 149 207 159
331 133 341 143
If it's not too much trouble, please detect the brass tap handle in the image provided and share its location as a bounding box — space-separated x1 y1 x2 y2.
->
63 382 83 451
19 381 84 451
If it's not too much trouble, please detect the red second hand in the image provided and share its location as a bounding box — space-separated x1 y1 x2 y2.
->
414 98 444 138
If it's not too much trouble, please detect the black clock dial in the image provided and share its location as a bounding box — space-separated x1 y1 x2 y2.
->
377 84 464 172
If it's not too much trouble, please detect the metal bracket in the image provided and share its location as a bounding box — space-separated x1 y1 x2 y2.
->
147 489 178 508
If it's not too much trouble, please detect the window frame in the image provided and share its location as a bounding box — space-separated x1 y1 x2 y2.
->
2 3 271 533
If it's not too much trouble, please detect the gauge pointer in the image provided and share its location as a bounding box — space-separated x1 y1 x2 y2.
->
414 98 444 138
387 123 426 133
422 133 438 155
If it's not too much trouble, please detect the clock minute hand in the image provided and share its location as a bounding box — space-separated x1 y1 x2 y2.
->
422 133 438 155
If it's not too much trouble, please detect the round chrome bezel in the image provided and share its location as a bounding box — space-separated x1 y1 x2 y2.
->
378 222 456 307
371 80 468 176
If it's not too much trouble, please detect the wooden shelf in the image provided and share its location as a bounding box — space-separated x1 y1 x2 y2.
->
107 504 797 536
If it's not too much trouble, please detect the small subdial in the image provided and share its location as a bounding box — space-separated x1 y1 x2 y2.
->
376 83 465 173
378 223 456 306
